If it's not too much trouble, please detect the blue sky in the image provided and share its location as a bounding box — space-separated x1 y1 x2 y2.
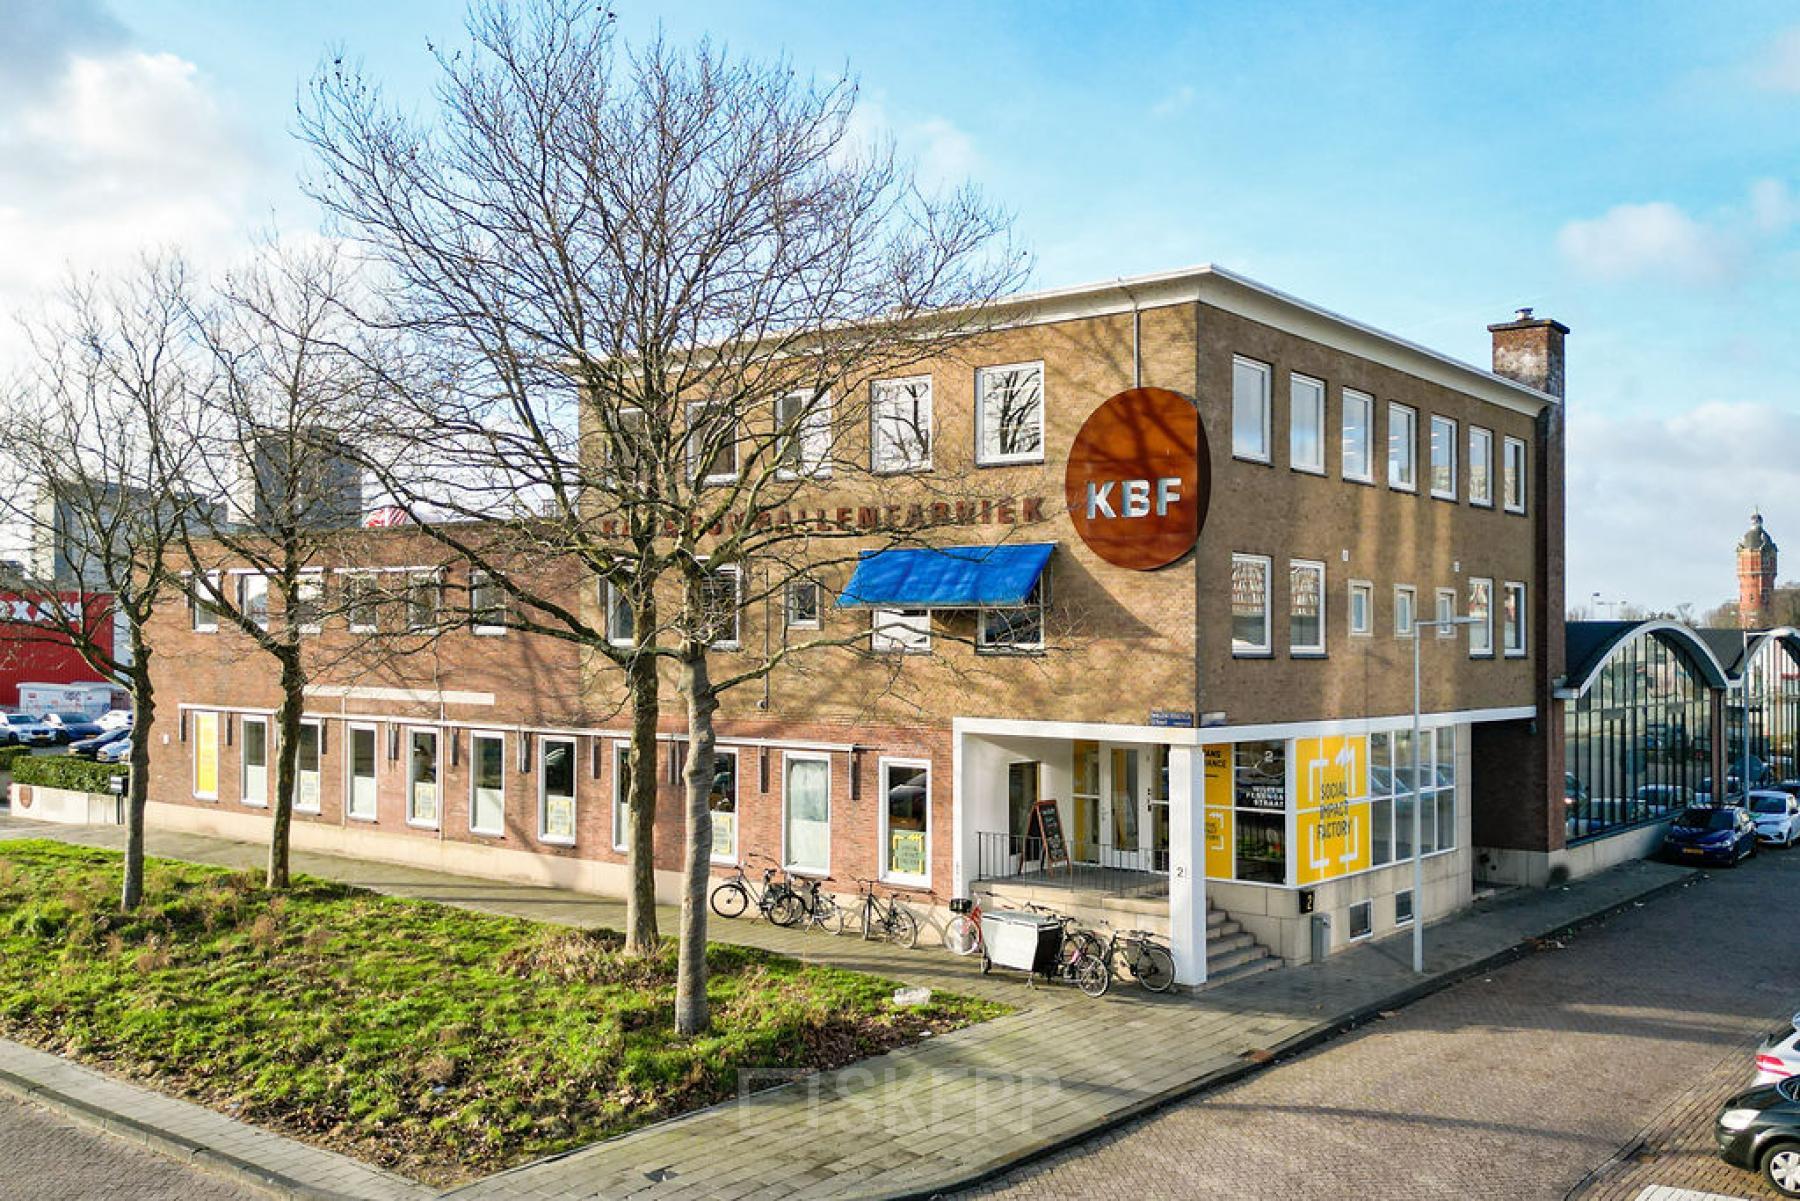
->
12 0 1800 615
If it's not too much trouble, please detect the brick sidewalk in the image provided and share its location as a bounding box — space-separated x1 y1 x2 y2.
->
0 815 1696 1200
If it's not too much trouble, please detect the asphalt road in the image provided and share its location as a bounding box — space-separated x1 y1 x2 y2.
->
967 843 1800 1201
0 1092 257 1201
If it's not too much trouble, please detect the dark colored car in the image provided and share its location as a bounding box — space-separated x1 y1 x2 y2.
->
1663 805 1758 866
1717 1076 1800 1195
43 712 103 744
66 727 128 759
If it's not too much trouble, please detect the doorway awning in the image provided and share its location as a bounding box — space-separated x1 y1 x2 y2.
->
836 543 1054 608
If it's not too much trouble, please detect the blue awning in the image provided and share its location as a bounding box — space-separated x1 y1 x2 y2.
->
836 543 1054 608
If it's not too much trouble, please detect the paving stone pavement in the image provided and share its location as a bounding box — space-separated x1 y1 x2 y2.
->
0 814 1700 1199
0 1089 259 1201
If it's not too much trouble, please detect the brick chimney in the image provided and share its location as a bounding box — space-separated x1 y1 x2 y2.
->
1487 307 1568 399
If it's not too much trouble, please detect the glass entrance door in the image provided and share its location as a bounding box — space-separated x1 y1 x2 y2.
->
1106 746 1145 870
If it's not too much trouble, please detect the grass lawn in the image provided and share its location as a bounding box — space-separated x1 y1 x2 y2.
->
0 840 1005 1185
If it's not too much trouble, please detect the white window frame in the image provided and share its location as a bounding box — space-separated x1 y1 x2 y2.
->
1395 888 1415 927
1503 580 1528 658
1232 355 1272 464
469 730 506 837
782 750 832 877
293 571 324 636
346 722 379 822
343 571 380 634
774 390 832 480
687 400 739 485
603 578 634 647
870 375 934 474
1341 388 1374 483
1435 588 1457 638
237 571 270 631
709 746 740 865
1468 577 1494 658
404 570 442 632
1348 899 1374 942
295 718 322 814
1468 426 1494 507
190 571 221 633
538 735 578 847
974 361 1046 466
1503 436 1527 514
702 563 741 650
1231 553 1272 657
1289 373 1326 474
1394 585 1417 639
611 739 631 852
240 716 269 807
977 579 1046 656
878 757 932 888
1348 579 1373 637
1388 402 1417 492
1429 414 1457 500
1289 559 1326 657
785 579 821 631
470 569 507 636
872 607 931 654
406 726 441 829
191 709 219 801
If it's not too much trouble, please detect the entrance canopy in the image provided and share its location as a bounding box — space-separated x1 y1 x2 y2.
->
836 543 1053 608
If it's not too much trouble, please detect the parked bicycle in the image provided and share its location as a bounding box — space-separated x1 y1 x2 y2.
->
845 877 920 948
1092 921 1177 993
790 875 843 933
709 857 802 926
980 902 1110 997
944 896 984 956
1024 902 1104 962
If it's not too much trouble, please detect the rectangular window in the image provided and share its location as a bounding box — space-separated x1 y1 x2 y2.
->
687 401 739 484
470 732 505 836
540 737 576 844
1434 725 1457 854
192 710 219 799
872 607 930 654
407 728 440 827
606 406 646 484
1289 373 1325 473
190 572 221 633
1394 585 1416 638
1435 588 1457 638
345 572 379 634
783 752 831 874
1370 731 1393 867
700 565 740 649
470 569 506 634
1232 355 1272 462
241 717 268 806
975 362 1044 465
1388 403 1417 491
978 580 1045 654
1395 888 1415 926
347 724 377 821
1232 554 1272 655
710 748 738 862
1429 415 1457 499
1503 436 1527 513
405 572 440 632
774 390 830 479
871 376 933 473
611 741 631 852
1348 580 1372 636
292 573 323 635
881 759 930 884
1232 740 1286 883
1503 581 1527 656
604 578 633 646
1469 426 1494 506
238 573 270 630
1289 560 1325 655
296 720 321 813
1468 578 1494 657
785 579 821 630
1341 389 1373 482
1348 899 1373 941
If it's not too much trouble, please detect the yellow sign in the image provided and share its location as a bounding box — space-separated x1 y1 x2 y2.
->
1202 746 1234 880
193 712 218 799
1292 735 1371 885
888 829 926 877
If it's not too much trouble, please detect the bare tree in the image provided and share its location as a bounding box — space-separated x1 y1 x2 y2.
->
300 0 1027 1031
0 259 211 909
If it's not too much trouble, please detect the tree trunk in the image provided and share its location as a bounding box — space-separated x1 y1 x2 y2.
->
266 651 304 891
675 644 716 1037
624 594 661 955
121 650 155 912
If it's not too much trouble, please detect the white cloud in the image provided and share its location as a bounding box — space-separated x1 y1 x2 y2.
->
1749 178 1800 234
843 95 982 191
1150 84 1195 118
1556 201 1740 286
1750 25 1800 93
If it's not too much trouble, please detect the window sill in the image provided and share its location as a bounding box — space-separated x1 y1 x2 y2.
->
294 805 321 816
241 799 268 808
975 455 1046 469
975 645 1045 657
347 813 379 823
1504 506 1527 517
1290 464 1326 477
1232 649 1274 659
1342 474 1374 487
1389 483 1418 494
873 463 933 477
1504 650 1527 659
470 826 505 840
786 622 821 633
1290 650 1327 659
880 872 930 889
348 625 379 636
1470 499 1495 510
472 627 508 637
406 819 439 830
539 835 577 848
711 855 738 867
1232 452 1273 467
193 793 217 803
1429 491 1458 502
784 865 830 879
1349 630 1373 638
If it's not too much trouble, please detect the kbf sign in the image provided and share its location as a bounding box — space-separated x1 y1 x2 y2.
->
1062 387 1208 570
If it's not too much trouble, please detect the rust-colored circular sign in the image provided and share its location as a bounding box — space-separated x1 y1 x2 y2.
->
1064 387 1207 570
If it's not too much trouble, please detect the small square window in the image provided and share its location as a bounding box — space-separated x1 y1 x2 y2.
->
1348 899 1373 941
871 377 933 473
975 362 1044 465
872 607 930 654
978 580 1045 654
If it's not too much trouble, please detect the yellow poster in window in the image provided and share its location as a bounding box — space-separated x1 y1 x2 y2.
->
1202 745 1234 880
193 712 218 798
1293 734 1370 886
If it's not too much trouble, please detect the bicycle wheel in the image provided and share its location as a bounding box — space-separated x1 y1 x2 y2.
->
1068 928 1105 963
810 896 841 933
1074 953 1111 998
884 904 919 950
710 881 749 920
1133 944 1177 993
943 914 981 956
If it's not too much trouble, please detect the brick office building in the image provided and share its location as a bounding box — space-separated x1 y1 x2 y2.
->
140 266 1570 984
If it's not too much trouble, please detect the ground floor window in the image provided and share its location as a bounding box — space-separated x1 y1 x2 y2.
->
881 759 930 883
1369 726 1457 862
784 753 831 874
710 748 738 862
241 717 268 806
408 728 440 827
540 737 576 845
611 741 631 852
470 732 505 836
347 724 377 821
1348 899 1373 941
192 710 219 800
296 721 321 813
1232 740 1286 883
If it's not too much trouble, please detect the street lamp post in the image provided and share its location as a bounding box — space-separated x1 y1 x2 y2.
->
1411 614 1483 975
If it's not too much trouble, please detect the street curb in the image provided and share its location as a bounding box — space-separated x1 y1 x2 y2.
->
888 866 1703 1201
0 1063 367 1200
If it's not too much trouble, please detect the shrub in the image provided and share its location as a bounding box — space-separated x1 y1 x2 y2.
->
10 756 128 794
0 746 31 773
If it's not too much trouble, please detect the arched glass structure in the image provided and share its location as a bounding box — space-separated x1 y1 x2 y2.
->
1731 635 1800 782
1565 632 1715 842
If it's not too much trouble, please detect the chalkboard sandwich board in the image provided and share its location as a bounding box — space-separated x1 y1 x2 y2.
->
1023 798 1072 876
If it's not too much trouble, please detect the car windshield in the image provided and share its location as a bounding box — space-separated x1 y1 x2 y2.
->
55 713 87 723
1752 797 1789 815
3 715 28 725
1674 808 1734 831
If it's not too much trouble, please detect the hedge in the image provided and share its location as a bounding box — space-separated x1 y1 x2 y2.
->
0 746 30 773
10 756 128 794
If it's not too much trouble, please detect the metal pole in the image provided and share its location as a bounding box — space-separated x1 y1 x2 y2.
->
1413 620 1424 974
1743 630 1752 797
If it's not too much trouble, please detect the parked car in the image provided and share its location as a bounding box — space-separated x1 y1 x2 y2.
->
94 737 131 765
0 712 59 746
1662 805 1758 866
40 712 104 744
1756 1015 1800 1085
1716 1077 1800 1196
1771 780 1800 801
66 727 129 760
1749 790 1800 847
1698 776 1749 805
95 710 133 732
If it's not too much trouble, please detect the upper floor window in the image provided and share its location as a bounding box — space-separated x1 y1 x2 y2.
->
1468 578 1494 657
405 571 441 631
1232 356 1272 463
774 390 831 479
190 572 221 633
699 565 741 649
1290 374 1325 474
470 569 507 635
345 572 379 633
1388 403 1417 491
1348 579 1373 636
1503 581 1527 656
1231 553 1272 656
1289 560 1325 656
871 377 933 473
604 578 633 646
785 579 821 630
1468 427 1494 506
605 406 647 484
1394 585 1417 638
237 573 269 630
687 402 738 485
978 579 1045 654
291 573 323 635
872 607 930 654
1429 415 1457 499
1435 587 1457 638
1503 437 1527 513
1341 389 1373 482
975 362 1044 465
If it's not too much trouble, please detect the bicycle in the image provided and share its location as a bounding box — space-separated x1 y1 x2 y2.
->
1092 921 1177 993
790 875 843 933
944 896 983 956
844 877 920 949
980 902 1110 997
1024 901 1104 963
709 858 803 926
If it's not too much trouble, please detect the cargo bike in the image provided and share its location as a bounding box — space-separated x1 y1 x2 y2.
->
975 905 1111 997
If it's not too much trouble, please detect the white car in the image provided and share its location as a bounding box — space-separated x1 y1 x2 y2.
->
1748 790 1800 846
95 710 133 732
0 712 58 746
1757 1014 1800 1084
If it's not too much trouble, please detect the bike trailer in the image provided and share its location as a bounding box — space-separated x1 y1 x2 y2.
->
980 909 1063 976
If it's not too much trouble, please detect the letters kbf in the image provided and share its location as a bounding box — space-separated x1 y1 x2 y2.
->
1084 477 1183 520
